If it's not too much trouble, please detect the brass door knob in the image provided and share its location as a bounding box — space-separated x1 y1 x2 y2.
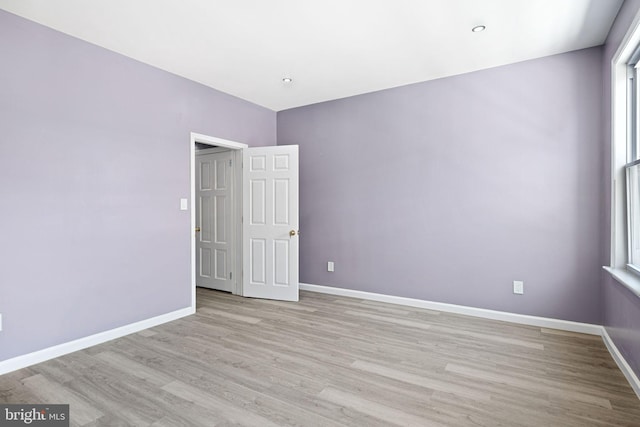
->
195 227 201 232
289 230 296 236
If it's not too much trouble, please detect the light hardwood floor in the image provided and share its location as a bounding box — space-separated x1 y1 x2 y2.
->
1 288 639 426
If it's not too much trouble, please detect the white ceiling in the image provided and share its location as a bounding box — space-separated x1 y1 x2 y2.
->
0 0 624 111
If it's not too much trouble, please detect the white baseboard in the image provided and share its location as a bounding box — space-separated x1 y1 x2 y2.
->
602 327 640 399
300 283 602 335
0 306 195 376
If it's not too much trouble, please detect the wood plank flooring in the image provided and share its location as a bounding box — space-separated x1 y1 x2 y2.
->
1 288 639 426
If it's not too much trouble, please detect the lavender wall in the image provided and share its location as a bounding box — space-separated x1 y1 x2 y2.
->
278 47 603 324
601 0 640 380
0 10 275 362
603 276 640 375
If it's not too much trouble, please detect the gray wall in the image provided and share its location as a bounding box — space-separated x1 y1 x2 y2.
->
0 10 275 361
601 0 640 380
278 47 603 324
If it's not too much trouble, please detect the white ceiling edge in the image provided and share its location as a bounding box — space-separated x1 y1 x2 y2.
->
0 0 624 111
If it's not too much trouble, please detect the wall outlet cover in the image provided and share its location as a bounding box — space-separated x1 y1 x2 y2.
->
513 280 524 295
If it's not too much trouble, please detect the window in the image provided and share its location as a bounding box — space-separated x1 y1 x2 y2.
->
626 58 640 274
608 14 640 295
626 161 640 272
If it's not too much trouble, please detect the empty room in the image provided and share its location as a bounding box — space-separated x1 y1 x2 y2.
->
1 0 640 426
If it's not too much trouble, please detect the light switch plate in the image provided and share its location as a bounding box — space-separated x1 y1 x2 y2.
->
180 198 188 211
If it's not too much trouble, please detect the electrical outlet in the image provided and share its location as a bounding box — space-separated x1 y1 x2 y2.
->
513 280 524 295
327 261 335 272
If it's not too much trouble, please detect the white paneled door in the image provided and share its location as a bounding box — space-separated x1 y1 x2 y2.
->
196 150 234 292
243 145 299 301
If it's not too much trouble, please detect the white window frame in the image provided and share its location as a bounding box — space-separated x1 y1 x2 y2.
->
606 9 640 297
626 160 640 274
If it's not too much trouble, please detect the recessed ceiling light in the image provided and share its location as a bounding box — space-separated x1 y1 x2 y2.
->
472 25 486 33
282 77 293 83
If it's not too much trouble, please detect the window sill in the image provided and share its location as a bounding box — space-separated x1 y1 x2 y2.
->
603 266 640 298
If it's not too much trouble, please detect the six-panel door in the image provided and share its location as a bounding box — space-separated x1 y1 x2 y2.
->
196 150 234 292
242 145 299 301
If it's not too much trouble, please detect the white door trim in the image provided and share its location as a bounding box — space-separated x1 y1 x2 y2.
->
190 132 247 308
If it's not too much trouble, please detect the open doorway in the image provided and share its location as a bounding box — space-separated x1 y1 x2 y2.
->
195 146 235 293
190 133 246 308
190 132 301 308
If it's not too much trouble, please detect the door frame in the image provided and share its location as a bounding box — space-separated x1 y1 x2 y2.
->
190 132 247 308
